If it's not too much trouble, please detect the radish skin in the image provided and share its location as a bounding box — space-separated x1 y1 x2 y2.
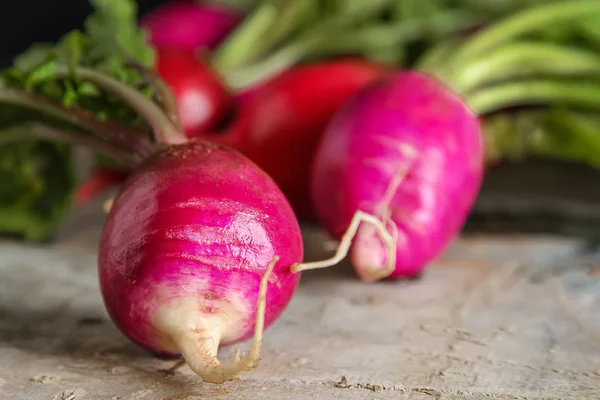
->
140 1 243 52
98 141 303 383
305 71 484 280
155 50 233 138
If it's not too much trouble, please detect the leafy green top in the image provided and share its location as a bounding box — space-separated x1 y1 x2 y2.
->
0 0 157 241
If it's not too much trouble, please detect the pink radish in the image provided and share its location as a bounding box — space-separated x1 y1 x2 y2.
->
98 140 303 383
294 71 484 281
140 0 243 52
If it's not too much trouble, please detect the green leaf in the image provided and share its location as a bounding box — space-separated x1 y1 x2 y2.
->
84 0 155 67
24 60 59 88
0 132 75 242
0 0 157 242
13 43 57 72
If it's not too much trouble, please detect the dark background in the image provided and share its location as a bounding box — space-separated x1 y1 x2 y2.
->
0 0 168 68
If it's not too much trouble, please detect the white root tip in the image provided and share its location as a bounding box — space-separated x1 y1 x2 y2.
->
174 256 278 383
291 211 396 282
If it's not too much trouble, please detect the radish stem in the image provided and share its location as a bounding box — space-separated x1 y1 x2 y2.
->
125 59 183 132
468 79 600 115
291 211 396 282
452 0 600 62
318 9 482 54
54 66 187 145
0 88 153 158
212 1 279 70
0 123 140 167
454 42 600 93
224 9 483 89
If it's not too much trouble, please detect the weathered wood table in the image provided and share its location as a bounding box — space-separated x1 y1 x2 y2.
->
1 162 599 400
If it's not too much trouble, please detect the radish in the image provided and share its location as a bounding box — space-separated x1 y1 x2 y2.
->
99 140 303 383
140 0 243 52
73 167 129 206
295 71 484 281
73 69 307 383
155 49 233 138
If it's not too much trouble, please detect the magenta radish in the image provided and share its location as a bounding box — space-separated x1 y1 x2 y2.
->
98 140 303 383
140 0 243 52
294 71 484 281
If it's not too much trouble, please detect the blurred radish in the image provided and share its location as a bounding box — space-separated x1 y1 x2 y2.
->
140 0 243 52
73 167 129 206
295 71 484 281
155 49 233 138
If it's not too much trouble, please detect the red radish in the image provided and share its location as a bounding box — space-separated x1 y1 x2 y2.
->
98 140 303 383
140 0 243 52
73 167 129 206
295 71 484 281
205 59 390 219
155 49 232 138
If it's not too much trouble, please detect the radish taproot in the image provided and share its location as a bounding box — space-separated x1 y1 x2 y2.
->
294 71 484 281
140 0 243 52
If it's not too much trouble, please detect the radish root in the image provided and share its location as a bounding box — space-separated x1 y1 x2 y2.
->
174 256 278 383
291 211 396 282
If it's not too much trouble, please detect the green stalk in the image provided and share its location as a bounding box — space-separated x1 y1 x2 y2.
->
55 66 187 145
0 122 140 168
223 8 482 89
483 109 600 169
534 110 600 168
0 88 153 159
221 35 317 89
468 79 600 115
251 0 318 61
212 1 280 70
315 10 483 55
452 0 600 62
453 42 600 93
125 58 183 132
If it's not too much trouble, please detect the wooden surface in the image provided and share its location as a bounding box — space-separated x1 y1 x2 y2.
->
0 198 599 399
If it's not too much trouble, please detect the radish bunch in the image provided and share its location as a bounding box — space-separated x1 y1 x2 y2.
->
134 0 600 283
6 0 600 385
